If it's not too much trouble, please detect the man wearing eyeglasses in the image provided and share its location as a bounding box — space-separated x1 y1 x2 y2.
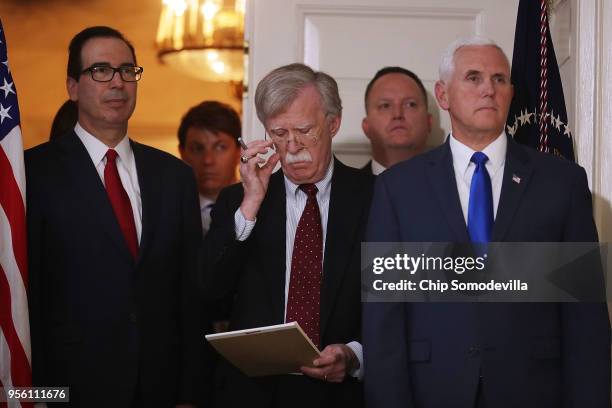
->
26 26 202 407
202 63 373 407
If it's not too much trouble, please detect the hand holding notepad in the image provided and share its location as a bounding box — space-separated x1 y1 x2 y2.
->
205 321 321 377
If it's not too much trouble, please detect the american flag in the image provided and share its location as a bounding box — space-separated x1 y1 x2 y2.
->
0 19 33 408
506 0 574 161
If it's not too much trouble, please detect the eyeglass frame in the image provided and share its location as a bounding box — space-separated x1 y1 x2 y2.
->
80 64 144 82
264 116 335 147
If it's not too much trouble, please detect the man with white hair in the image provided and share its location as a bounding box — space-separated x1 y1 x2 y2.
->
363 36 610 407
203 63 373 407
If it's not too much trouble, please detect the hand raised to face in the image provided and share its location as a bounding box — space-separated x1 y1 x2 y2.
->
238 139 280 220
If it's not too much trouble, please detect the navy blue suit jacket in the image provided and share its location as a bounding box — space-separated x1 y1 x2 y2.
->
26 132 203 407
363 136 610 408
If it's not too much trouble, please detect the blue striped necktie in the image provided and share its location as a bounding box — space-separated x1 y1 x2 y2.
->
467 152 493 243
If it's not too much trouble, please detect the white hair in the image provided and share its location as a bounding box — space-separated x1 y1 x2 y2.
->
438 35 509 81
255 63 342 124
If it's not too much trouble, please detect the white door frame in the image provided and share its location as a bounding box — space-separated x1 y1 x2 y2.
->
574 0 612 241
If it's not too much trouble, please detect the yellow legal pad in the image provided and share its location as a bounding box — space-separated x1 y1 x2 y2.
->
205 321 321 377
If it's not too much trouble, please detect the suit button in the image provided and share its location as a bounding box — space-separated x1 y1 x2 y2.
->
468 346 481 357
129 312 138 323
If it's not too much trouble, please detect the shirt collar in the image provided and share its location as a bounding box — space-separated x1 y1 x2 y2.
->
371 159 386 176
449 131 507 178
199 194 215 210
284 157 334 198
74 122 132 167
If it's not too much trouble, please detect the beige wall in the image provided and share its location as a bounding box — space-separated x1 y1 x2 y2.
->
0 0 240 156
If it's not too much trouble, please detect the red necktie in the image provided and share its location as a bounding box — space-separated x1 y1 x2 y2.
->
104 149 138 259
286 184 323 346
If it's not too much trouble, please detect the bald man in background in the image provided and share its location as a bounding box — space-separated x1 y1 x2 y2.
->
361 67 432 174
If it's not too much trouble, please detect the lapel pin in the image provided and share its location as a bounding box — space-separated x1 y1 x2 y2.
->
512 174 521 184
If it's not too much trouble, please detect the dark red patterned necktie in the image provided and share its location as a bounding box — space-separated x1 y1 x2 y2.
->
286 184 323 346
104 149 138 259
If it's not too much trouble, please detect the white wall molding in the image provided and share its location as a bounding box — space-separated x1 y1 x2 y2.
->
573 0 612 240
593 0 612 241
295 5 482 66
574 0 597 179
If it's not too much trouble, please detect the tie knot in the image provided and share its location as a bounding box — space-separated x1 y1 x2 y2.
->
471 151 489 166
106 149 119 163
299 183 318 198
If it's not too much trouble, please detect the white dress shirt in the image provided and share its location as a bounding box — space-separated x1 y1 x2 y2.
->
370 159 386 176
281 162 333 317
233 159 363 379
448 132 507 224
75 123 143 242
200 195 215 234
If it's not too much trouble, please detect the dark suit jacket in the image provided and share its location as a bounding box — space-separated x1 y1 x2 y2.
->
360 160 373 175
202 158 373 408
26 131 203 407
363 137 610 408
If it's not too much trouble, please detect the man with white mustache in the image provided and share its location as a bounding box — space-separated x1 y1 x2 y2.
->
285 149 313 164
26 26 203 407
203 63 374 408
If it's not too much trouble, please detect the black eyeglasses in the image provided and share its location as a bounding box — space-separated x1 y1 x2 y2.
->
81 65 144 82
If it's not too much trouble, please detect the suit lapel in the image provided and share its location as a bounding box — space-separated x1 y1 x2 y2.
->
492 137 532 241
320 159 364 338
131 141 161 267
58 132 133 262
257 171 287 323
427 141 470 242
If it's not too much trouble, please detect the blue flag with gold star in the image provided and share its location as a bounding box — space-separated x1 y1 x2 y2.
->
506 0 574 161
